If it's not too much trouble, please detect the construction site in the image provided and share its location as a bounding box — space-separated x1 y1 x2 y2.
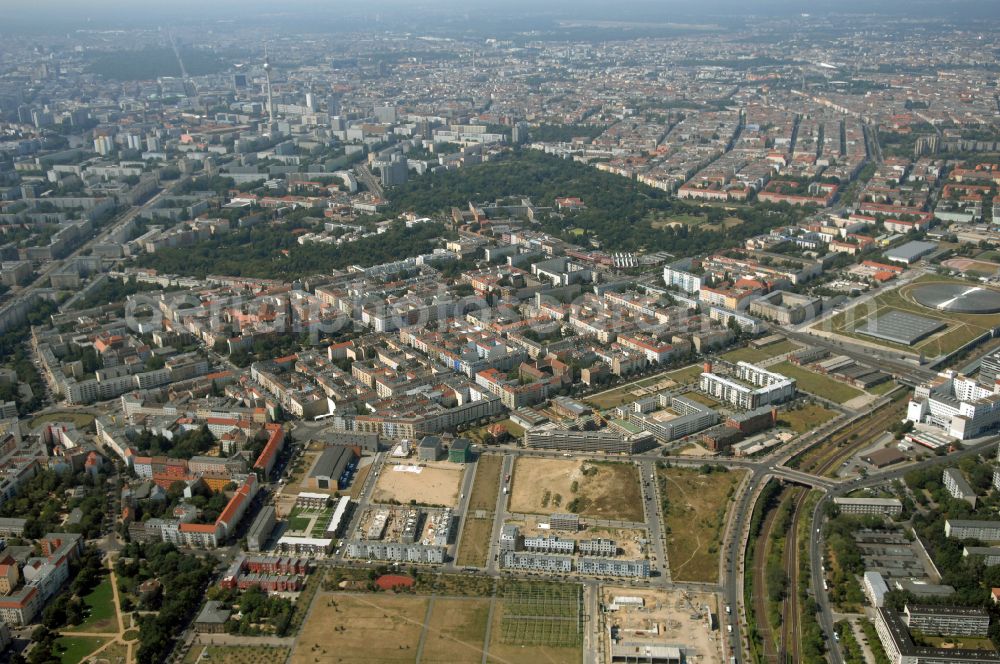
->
506 515 649 559
601 587 723 664
355 505 453 546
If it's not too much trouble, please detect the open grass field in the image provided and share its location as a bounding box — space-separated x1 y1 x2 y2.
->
650 212 707 229
95 641 127 664
420 598 492 664
509 458 644 522
54 636 110 664
287 516 311 532
292 593 428 664
584 384 641 410
29 412 96 431
584 364 709 410
457 455 504 567
770 361 863 404
868 380 898 395
64 576 117 633
183 646 290 664
456 517 494 567
819 275 1000 358
721 340 799 364
658 467 746 583
777 403 839 434
663 364 706 385
683 391 721 407
703 216 744 232
468 455 503 513
372 463 463 508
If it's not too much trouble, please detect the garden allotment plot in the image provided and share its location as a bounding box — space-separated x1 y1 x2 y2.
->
499 581 583 647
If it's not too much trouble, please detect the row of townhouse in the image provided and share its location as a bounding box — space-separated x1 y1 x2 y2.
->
498 551 649 578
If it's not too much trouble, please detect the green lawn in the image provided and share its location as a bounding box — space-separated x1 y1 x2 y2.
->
777 403 838 433
721 340 798 364
682 392 720 407
65 576 117 633
663 364 705 385
287 516 311 532
502 419 526 439
584 364 707 410
867 380 898 396
583 386 637 410
28 412 96 431
650 213 707 228
55 636 110 664
771 362 864 404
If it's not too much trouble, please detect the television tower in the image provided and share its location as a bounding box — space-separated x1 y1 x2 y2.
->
263 45 275 124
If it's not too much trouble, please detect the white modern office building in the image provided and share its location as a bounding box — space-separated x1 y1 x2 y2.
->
907 370 1000 440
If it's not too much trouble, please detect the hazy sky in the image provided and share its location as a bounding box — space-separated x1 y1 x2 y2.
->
1 0 998 33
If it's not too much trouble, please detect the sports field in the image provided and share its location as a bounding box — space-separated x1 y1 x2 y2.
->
819 275 1000 358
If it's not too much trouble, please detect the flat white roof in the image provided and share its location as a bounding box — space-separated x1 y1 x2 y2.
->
277 535 332 546
834 497 902 506
326 496 351 532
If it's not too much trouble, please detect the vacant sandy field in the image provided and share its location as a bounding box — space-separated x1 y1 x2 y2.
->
509 458 644 522
291 593 427 664
420 598 491 664
371 462 464 507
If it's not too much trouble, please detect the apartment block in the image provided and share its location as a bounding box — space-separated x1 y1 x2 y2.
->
578 557 650 578
499 551 573 573
833 497 903 518
943 468 977 508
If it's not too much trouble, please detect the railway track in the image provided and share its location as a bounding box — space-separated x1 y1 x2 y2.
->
750 490 784 663
779 403 884 661
796 389 909 477
752 388 910 662
778 488 809 663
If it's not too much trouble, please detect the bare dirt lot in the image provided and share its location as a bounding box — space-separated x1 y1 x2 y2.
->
509 458 644 522
371 462 464 508
600 587 723 664
291 593 427 664
510 515 649 558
